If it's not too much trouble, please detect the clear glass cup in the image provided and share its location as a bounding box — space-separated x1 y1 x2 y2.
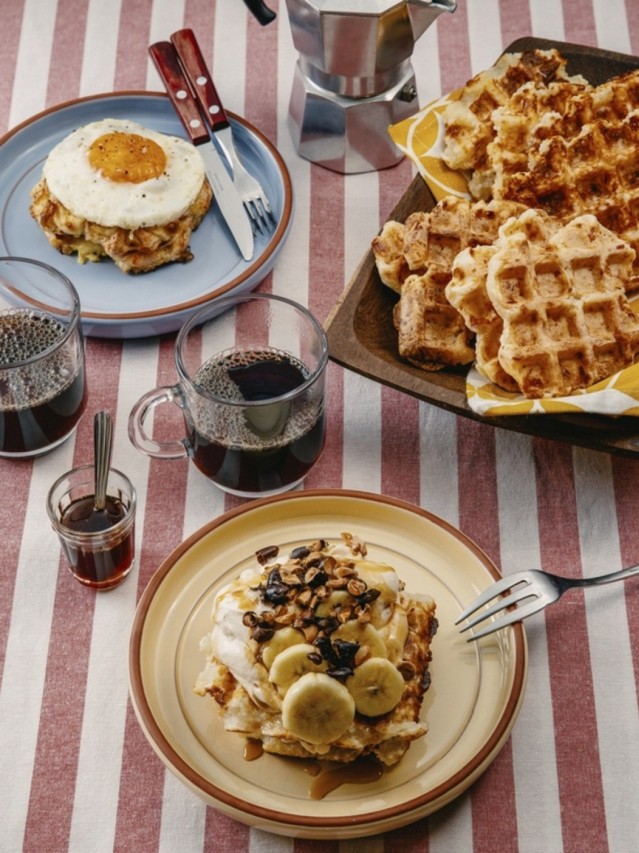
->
128 293 328 498
47 465 136 590
0 256 87 458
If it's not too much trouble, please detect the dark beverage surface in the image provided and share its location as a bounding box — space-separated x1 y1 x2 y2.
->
189 349 325 494
61 494 127 533
0 310 86 455
60 495 133 587
226 353 307 401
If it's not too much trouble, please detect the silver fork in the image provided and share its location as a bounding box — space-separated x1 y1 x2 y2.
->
171 29 275 235
456 564 639 641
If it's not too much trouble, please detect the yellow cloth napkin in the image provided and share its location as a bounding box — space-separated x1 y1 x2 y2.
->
388 96 639 417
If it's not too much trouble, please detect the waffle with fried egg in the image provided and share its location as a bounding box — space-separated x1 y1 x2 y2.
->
194 534 437 766
29 118 212 273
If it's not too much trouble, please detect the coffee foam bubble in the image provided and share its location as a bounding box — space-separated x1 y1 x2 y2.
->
0 309 80 412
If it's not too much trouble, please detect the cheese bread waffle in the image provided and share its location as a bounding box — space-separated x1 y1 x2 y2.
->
486 68 639 202
446 243 518 390
194 534 437 767
451 209 639 398
472 79 590 200
441 48 586 175
372 197 526 370
495 109 639 289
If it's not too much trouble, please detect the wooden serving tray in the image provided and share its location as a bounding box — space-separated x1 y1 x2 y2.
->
325 37 639 458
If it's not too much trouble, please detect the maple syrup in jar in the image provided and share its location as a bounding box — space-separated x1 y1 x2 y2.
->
47 465 136 590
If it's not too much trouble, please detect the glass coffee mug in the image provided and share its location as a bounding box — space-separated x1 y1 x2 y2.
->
129 293 328 498
0 257 87 458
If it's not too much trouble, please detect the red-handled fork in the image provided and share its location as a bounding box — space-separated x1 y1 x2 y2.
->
170 28 274 234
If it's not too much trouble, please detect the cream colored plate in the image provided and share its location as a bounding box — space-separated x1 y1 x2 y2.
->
129 490 527 839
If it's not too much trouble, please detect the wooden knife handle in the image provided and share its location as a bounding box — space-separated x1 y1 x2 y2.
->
148 41 209 145
170 28 230 134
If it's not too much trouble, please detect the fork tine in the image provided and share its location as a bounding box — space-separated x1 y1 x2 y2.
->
458 584 537 632
258 193 272 217
454 571 531 624
462 595 547 641
253 198 271 230
244 201 265 234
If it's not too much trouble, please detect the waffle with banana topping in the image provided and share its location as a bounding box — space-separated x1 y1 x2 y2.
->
194 534 437 766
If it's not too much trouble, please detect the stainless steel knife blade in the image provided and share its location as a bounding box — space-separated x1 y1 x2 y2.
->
148 41 254 262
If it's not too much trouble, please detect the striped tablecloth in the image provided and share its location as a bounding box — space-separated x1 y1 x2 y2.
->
2 1 639 851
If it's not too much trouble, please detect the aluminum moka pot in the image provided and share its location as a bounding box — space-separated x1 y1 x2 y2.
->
245 0 456 173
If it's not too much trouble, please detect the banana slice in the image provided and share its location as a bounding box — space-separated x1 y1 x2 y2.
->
281 672 355 744
261 626 306 670
346 657 405 717
315 589 350 617
332 622 388 659
268 643 326 693
378 607 409 663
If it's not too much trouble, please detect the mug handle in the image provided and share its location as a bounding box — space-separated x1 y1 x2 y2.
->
128 385 189 459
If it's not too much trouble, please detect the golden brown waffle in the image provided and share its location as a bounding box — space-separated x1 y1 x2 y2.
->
441 48 585 175
372 197 526 370
472 78 591 200
446 243 518 390
484 210 639 398
370 220 407 293
393 271 475 370
496 110 639 289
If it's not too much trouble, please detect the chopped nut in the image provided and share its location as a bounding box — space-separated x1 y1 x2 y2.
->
304 566 326 586
242 611 259 628
314 585 331 601
398 660 417 680
341 532 367 556
302 623 319 642
354 644 372 666
295 588 313 607
335 564 356 578
346 577 368 597
323 555 337 574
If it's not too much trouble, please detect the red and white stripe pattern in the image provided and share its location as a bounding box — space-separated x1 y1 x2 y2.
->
2 1 639 850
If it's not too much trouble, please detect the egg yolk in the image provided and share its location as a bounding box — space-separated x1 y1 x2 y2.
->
88 132 167 183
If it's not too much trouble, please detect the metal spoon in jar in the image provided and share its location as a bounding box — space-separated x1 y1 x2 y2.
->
93 411 113 512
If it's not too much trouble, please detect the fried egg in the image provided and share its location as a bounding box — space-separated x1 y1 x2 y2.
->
42 118 207 229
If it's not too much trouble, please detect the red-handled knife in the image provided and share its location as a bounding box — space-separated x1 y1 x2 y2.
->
149 40 254 262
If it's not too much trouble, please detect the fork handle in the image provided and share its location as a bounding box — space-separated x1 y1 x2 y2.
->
171 29 230 133
564 563 639 589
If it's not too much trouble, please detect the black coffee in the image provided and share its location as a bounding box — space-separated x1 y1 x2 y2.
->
0 310 86 455
188 348 325 493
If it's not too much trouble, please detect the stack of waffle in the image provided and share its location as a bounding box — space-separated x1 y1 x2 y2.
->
372 48 639 399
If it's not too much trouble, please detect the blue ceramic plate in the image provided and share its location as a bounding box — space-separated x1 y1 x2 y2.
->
0 93 293 339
